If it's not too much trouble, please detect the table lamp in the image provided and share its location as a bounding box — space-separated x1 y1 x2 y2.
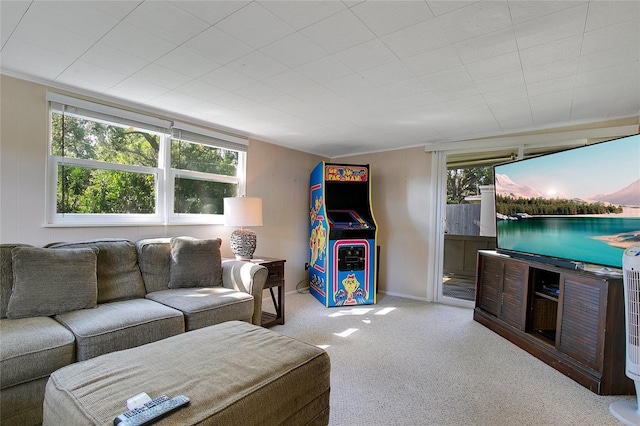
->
223 196 263 259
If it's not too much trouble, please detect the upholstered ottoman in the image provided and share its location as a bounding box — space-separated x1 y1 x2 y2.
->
42 321 330 425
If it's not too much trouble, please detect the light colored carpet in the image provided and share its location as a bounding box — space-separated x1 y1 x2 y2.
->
270 292 635 426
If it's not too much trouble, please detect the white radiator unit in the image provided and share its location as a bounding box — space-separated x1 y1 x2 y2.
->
610 244 640 426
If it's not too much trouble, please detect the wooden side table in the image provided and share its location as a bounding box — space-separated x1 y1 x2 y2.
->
252 257 286 327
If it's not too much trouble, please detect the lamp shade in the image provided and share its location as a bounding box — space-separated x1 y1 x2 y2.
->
223 197 263 227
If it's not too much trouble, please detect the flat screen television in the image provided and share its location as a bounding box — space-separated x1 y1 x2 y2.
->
493 134 640 271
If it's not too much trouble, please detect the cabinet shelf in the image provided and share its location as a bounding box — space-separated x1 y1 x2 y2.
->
474 250 633 395
534 291 558 302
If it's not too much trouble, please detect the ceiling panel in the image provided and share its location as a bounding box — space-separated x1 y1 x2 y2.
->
0 0 637 158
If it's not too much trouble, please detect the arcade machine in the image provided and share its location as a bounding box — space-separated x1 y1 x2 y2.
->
308 162 378 307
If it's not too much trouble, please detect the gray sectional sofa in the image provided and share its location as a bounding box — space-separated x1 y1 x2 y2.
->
0 236 268 425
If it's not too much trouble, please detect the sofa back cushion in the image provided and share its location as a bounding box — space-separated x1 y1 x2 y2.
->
6 247 98 319
169 237 223 289
136 237 223 293
0 243 32 319
136 238 172 293
46 239 145 303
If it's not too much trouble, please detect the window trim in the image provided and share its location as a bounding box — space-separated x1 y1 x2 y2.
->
45 93 247 227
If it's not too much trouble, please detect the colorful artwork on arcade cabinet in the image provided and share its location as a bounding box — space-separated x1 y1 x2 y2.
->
308 162 378 307
325 164 368 182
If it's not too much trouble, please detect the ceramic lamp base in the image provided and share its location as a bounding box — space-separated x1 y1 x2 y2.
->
230 228 257 259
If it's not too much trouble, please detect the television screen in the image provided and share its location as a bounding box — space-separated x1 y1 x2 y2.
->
494 134 640 269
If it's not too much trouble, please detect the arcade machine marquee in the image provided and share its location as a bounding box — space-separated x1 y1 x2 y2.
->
309 162 378 307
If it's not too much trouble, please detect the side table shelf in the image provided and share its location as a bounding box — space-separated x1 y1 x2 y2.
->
252 257 286 327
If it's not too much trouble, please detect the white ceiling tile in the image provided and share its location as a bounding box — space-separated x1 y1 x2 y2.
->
301 9 375 54
109 77 169 100
264 70 318 94
215 2 294 49
198 66 257 92
226 51 289 80
216 2 295 49
171 1 250 25
426 1 476 17
359 60 414 88
514 3 588 50
173 80 228 102
381 19 449 59
132 64 192 90
508 1 586 25
323 73 376 96
85 1 141 20
81 43 149 76
474 71 526 95
526 76 576 98
152 91 203 111
182 26 254 65
334 39 397 72
571 82 619 120
483 86 529 105
581 19 640 56
19 1 119 41
1 39 73 79
55 74 112 94
519 35 582 70
379 77 430 100
421 66 472 91
101 22 177 62
585 1 640 32
403 46 462 76
578 43 639 74
260 33 328 68
58 61 126 88
1 1 31 47
154 49 221 79
434 84 482 103
465 52 522 81
351 1 434 37
453 28 517 65
436 2 512 44
258 0 346 30
523 57 578 85
11 18 96 58
124 1 209 45
295 55 353 83
575 63 637 88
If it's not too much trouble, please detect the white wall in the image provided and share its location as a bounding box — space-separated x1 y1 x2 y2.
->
338 147 435 300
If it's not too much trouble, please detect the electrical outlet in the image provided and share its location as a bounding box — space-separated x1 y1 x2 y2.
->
304 262 309 270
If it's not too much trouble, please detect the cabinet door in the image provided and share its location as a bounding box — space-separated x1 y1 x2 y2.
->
500 261 528 330
557 275 605 370
477 255 502 316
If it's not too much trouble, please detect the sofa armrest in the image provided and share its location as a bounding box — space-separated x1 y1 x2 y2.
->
222 261 268 325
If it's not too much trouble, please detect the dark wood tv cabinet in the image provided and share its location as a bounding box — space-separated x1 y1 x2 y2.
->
474 250 634 395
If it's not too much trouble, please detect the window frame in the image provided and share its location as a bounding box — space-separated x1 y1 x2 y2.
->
45 93 247 227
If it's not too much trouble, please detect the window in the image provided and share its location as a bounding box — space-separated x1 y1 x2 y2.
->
47 93 247 226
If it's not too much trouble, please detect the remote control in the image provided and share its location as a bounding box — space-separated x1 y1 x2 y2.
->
113 395 190 426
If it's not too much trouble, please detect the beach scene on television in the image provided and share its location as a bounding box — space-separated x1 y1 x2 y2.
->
494 135 640 269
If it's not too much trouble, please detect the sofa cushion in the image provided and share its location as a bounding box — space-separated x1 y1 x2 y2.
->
54 299 185 361
0 244 32 319
7 247 98 319
146 287 254 331
135 238 171 293
0 317 75 389
47 239 146 303
168 237 223 289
